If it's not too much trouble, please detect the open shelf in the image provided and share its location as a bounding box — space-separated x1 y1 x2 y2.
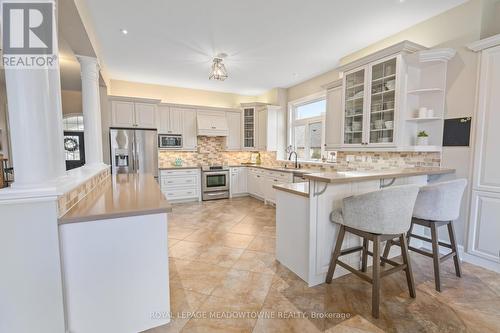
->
406 117 442 122
407 88 443 95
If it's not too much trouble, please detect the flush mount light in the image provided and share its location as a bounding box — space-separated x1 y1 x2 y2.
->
120 29 128 35
209 53 228 81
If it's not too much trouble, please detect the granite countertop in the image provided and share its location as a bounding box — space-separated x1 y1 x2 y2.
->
273 182 310 197
304 167 455 183
59 174 172 224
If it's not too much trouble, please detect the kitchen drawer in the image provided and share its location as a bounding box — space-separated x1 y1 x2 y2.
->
160 175 198 188
160 169 200 177
162 188 199 200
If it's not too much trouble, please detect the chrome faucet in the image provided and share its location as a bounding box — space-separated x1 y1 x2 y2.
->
288 151 299 169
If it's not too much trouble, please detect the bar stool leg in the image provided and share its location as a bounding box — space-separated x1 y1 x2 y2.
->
447 222 462 278
361 238 368 272
430 223 442 292
326 225 346 283
400 234 416 298
381 239 392 267
372 235 381 318
406 221 414 246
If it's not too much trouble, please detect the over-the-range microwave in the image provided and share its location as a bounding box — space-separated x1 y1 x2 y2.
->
158 134 183 149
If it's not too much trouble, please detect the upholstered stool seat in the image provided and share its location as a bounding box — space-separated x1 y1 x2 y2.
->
326 185 420 318
382 179 467 292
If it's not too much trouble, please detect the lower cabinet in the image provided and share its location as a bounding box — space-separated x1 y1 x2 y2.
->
159 169 201 202
230 167 248 197
246 167 293 203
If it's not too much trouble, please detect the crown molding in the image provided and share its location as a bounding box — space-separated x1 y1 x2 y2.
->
322 79 343 90
337 40 427 73
467 34 500 52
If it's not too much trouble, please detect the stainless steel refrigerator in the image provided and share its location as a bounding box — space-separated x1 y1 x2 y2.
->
110 128 158 178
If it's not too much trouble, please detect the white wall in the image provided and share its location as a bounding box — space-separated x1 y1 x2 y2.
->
0 199 66 333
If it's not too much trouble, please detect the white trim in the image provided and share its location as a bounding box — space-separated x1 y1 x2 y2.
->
288 91 326 107
321 78 343 90
336 40 427 73
467 33 500 52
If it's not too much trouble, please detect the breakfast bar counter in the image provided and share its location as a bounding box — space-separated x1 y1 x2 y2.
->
274 167 455 287
58 173 171 333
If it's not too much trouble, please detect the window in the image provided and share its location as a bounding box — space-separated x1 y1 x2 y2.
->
289 95 326 161
63 115 84 131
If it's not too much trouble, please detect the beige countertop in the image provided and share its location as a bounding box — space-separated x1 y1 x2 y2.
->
273 182 310 197
304 167 455 183
59 174 171 225
159 166 201 170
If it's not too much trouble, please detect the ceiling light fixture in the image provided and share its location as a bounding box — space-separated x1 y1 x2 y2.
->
120 29 128 35
209 53 228 81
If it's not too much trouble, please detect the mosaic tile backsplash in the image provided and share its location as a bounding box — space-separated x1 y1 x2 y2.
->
57 167 110 217
158 136 279 167
159 136 441 171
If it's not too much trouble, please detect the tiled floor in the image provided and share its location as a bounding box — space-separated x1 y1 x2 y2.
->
144 196 500 333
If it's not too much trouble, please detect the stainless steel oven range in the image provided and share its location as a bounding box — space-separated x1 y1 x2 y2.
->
202 166 230 201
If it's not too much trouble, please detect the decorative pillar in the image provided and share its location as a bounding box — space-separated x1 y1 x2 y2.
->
76 55 104 166
3 1 65 188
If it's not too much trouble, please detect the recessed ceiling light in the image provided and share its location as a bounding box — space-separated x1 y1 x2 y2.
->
120 29 128 35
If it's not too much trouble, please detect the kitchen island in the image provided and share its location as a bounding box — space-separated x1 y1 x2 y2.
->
273 167 455 286
59 173 171 333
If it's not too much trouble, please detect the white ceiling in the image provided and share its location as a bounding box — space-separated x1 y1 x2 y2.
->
81 0 466 95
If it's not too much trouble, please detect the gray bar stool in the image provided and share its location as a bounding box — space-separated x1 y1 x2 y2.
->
326 185 420 318
382 179 467 292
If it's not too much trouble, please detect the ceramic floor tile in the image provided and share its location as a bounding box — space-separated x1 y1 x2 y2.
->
161 196 500 333
247 236 276 254
211 268 274 305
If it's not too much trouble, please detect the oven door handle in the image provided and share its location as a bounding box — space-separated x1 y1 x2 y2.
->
206 192 227 196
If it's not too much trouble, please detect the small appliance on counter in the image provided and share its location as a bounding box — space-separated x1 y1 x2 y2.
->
201 165 229 201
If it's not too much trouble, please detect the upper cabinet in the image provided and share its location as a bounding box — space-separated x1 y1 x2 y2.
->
226 111 242 150
158 105 184 134
241 103 283 152
342 56 400 148
331 41 456 152
182 109 197 151
242 107 256 149
324 80 343 150
110 98 159 128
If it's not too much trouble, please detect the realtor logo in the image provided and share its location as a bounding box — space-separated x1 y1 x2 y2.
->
2 1 57 68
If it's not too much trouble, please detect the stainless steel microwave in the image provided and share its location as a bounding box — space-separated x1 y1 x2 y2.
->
158 134 183 149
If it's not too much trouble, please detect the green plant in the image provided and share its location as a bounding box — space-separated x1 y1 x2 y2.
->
417 131 429 138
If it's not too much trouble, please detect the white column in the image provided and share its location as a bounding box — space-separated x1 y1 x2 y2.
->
3 3 65 188
77 55 104 166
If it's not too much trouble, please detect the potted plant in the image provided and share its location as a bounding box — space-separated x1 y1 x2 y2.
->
417 131 429 145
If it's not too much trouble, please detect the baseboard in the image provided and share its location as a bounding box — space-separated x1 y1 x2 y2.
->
419 242 500 273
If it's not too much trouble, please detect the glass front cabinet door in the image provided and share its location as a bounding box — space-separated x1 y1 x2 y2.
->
343 68 367 146
342 56 399 147
368 57 397 146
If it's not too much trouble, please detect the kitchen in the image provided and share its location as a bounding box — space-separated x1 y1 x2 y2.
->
1 1 500 333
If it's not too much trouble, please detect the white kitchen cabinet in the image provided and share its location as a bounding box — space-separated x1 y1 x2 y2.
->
241 103 282 152
242 107 256 149
111 100 158 128
246 167 293 204
333 41 455 152
159 169 201 202
182 109 197 150
230 167 247 197
467 38 500 267
226 111 242 150
324 82 343 150
134 103 157 128
111 101 135 127
197 110 228 136
158 105 184 135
